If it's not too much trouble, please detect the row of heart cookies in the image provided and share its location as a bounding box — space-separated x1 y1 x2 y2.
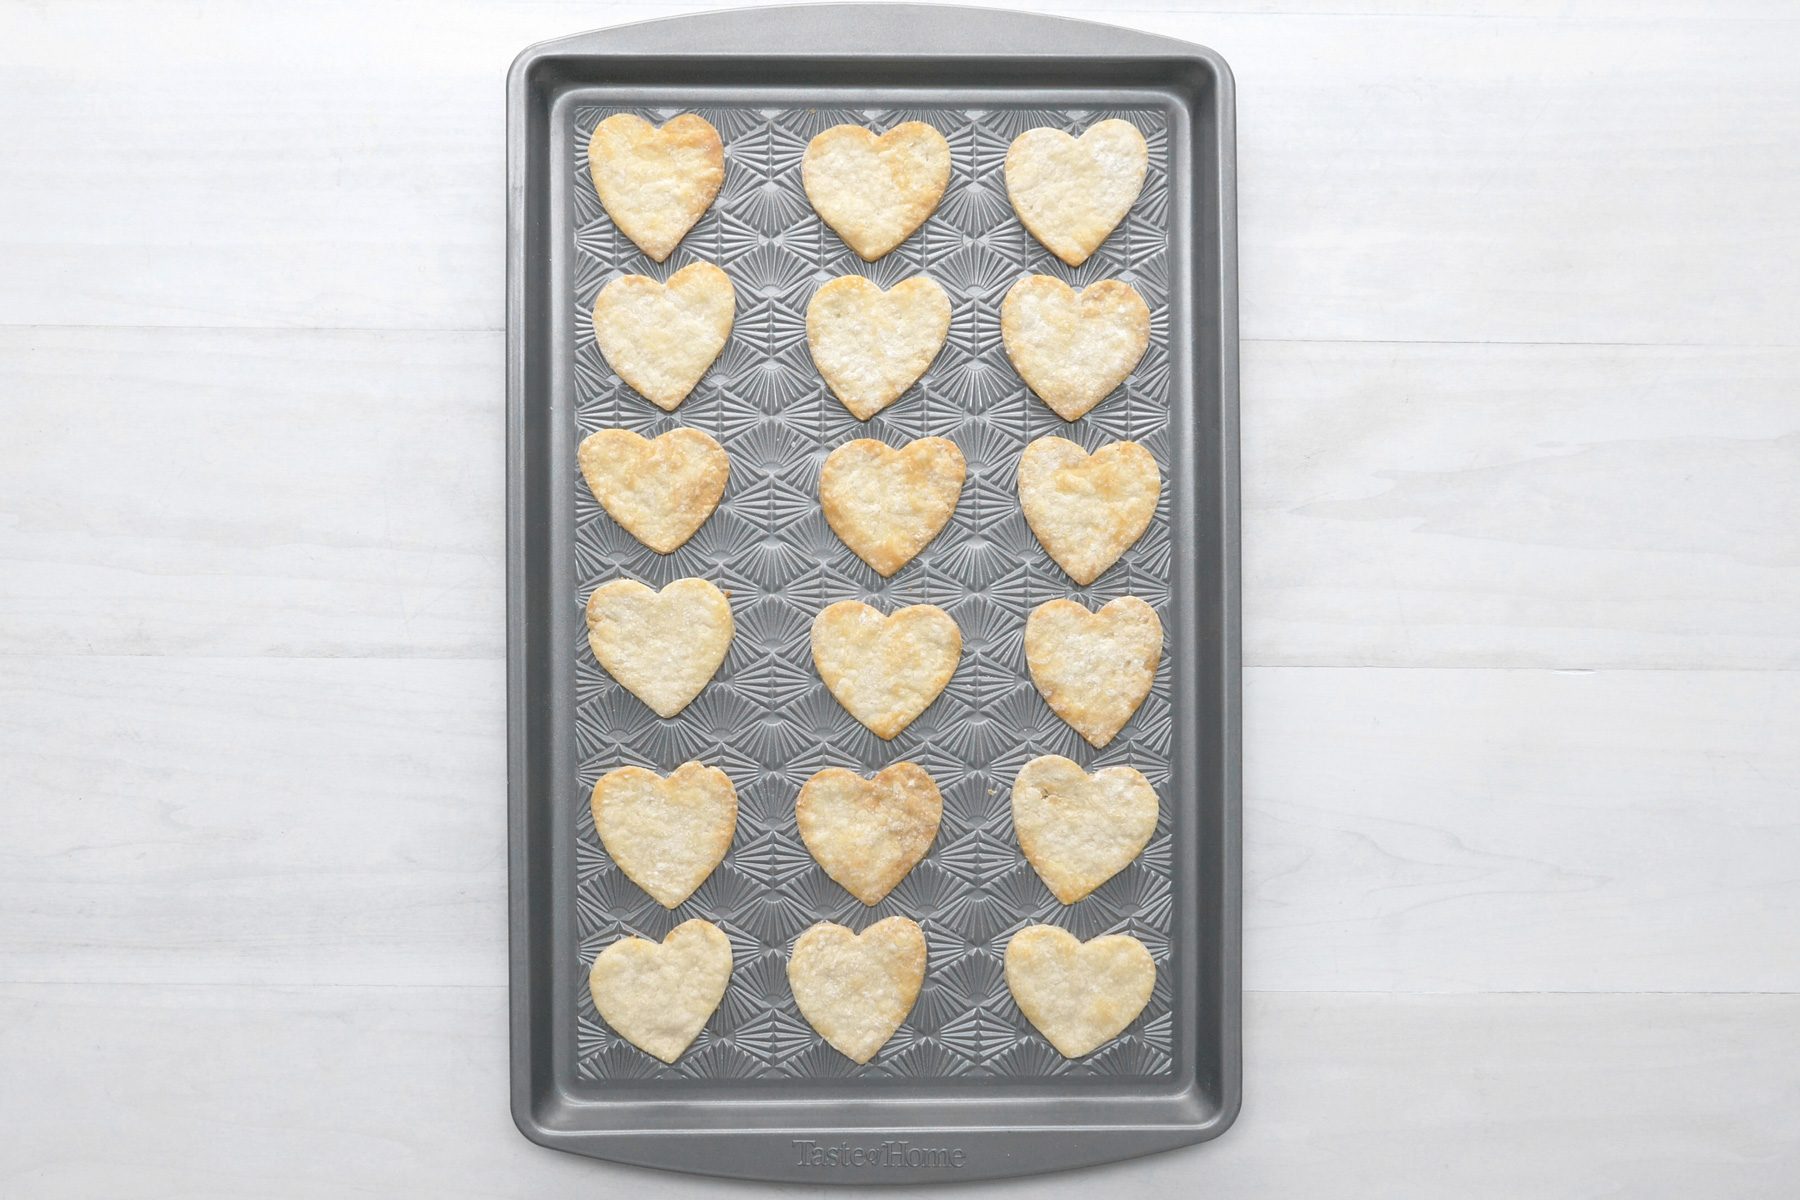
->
593 918 1155 1065
588 583 1162 748
597 756 1156 911
582 430 1160 584
596 265 1150 424
590 113 1148 267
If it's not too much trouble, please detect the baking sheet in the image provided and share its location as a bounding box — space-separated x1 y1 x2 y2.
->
572 100 1177 1083
508 3 1239 1181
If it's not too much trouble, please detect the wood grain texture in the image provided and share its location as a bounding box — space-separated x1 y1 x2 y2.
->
2 0 1797 1192
0 327 503 658
1244 340 1800 669
5 657 1794 994
0 655 505 987
2 3 1796 343
1 984 1794 1198
4 331 1794 667
1245 666 1800 993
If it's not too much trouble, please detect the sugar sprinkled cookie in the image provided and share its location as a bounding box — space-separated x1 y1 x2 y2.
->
587 113 724 262
589 918 732 1063
1011 755 1157 904
592 762 737 908
578 428 729 553
787 917 926 1064
811 601 961 740
593 262 735 411
1004 925 1154 1058
807 275 950 421
585 578 733 719
820 436 964 576
1004 119 1147 267
796 763 942 904
1001 275 1149 422
1024 596 1162 748
1017 436 1159 584
802 122 951 260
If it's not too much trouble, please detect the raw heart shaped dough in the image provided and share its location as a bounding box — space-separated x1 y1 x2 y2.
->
811 601 961 740
820 436 965 577
796 763 943 904
587 113 724 262
593 262 735 411
1017 436 1160 585
802 122 951 260
586 578 733 719
1004 119 1148 266
1004 925 1154 1058
787 917 927 1064
1011 755 1158 904
1024 596 1162 749
1001 275 1149 421
592 762 737 908
578 428 730 553
589 918 733 1063
807 275 950 420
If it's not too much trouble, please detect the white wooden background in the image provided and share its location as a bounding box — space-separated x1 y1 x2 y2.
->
3 0 1798 1195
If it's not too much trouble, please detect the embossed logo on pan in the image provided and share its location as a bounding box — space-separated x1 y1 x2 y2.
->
792 1139 967 1169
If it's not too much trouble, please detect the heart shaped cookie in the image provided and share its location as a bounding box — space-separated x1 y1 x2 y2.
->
1001 275 1149 421
1025 597 1162 748
802 122 951 260
578 428 730 553
796 763 943 904
592 762 737 908
1004 925 1154 1058
811 601 961 740
820 437 965 577
1004 119 1147 266
586 578 733 718
589 918 733 1063
807 275 950 420
587 113 724 262
1011 755 1158 904
1017 436 1160 585
788 917 927 1063
593 262 735 411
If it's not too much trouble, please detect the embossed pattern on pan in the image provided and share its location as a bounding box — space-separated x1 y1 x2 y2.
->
571 104 1176 1082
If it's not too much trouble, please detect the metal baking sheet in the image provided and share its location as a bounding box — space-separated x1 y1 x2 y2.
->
507 3 1238 1183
